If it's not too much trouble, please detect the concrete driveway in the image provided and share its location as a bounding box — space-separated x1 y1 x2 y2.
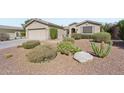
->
0 39 27 49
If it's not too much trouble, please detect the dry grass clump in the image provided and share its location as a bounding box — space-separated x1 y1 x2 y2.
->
4 53 13 59
26 44 57 63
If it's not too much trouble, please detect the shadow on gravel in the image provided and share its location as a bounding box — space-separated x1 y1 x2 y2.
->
113 40 124 49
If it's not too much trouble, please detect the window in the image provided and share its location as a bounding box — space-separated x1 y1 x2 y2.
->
83 26 92 33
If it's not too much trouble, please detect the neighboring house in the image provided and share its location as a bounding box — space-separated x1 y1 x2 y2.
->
24 18 66 40
0 25 23 39
67 20 102 37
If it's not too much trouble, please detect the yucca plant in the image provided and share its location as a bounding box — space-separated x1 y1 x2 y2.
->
91 41 112 58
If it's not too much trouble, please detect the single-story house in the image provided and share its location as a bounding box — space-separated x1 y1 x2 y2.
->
67 20 102 37
24 18 66 40
0 25 23 39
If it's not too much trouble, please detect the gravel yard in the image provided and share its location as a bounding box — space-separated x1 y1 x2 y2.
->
0 39 124 75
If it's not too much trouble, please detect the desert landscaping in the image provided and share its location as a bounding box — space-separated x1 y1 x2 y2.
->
0 39 124 75
0 18 124 75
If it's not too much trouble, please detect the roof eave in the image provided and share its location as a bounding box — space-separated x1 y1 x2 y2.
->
76 21 102 27
24 19 64 29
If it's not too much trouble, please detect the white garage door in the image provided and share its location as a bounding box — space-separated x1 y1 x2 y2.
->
28 29 48 40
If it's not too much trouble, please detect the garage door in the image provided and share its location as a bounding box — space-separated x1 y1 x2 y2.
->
28 29 48 40
8 33 16 40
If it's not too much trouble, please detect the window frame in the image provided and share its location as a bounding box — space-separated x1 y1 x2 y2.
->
82 26 93 33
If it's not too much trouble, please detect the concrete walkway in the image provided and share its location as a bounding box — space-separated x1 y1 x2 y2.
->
0 39 27 49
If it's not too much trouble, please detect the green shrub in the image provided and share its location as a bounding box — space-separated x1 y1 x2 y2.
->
72 33 93 40
93 32 111 43
0 33 9 41
4 53 13 59
91 41 112 58
63 37 75 44
71 33 82 40
82 34 93 39
20 31 26 37
26 45 57 63
57 42 81 55
22 40 40 49
49 28 58 39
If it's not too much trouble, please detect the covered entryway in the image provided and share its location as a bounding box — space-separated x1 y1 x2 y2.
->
28 29 49 40
71 28 76 33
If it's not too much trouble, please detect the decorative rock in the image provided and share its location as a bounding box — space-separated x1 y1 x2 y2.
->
73 51 93 63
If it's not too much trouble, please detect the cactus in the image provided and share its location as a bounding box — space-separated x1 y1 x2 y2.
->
91 41 112 58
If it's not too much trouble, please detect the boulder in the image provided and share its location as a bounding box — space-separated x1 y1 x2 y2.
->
74 51 93 63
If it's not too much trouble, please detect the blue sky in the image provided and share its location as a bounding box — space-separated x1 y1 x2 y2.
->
0 18 123 27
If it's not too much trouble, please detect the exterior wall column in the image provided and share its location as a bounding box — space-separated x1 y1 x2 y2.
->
26 29 29 39
68 27 71 38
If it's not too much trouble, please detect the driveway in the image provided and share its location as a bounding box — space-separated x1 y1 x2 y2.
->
0 39 27 49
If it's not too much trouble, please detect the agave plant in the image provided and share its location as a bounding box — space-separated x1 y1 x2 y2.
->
91 41 112 58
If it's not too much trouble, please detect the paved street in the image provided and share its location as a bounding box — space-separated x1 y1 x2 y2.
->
0 39 27 49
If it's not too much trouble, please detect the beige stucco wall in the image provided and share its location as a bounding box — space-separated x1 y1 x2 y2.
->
25 21 49 39
77 22 101 34
57 28 65 40
0 29 21 40
26 21 49 30
68 24 77 37
8 33 16 39
25 21 65 40
68 22 101 37
8 32 21 39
